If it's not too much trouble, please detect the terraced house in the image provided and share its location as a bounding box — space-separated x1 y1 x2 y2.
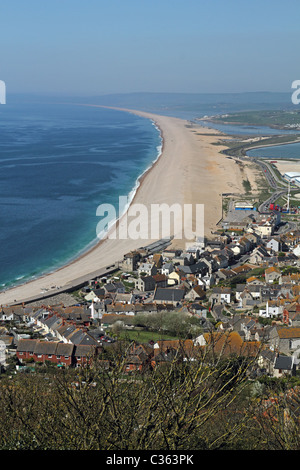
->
16 338 99 367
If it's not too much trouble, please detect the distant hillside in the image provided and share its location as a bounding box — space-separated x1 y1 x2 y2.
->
9 91 294 120
201 109 300 130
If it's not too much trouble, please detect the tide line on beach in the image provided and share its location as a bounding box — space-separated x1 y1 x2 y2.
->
0 106 252 305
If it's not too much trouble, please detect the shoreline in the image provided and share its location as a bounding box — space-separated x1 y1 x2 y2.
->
0 107 165 297
197 116 300 133
242 137 300 180
0 106 257 306
245 139 300 154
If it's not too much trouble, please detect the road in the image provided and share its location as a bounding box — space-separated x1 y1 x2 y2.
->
250 157 289 213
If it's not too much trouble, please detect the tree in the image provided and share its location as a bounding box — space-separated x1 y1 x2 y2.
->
1 332 299 450
110 320 125 338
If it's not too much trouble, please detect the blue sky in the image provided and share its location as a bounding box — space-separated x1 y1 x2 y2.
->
1 0 300 95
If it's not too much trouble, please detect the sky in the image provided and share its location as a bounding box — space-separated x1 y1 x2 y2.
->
1 0 300 96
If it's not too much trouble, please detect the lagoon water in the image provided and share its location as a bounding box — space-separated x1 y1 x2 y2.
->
198 120 300 136
247 141 300 160
0 102 161 289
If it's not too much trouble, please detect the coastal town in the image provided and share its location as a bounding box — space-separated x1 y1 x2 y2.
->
0 105 299 384
2 0 300 453
1 198 300 379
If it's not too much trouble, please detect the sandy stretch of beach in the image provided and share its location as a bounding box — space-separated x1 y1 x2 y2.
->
0 106 256 306
269 159 300 178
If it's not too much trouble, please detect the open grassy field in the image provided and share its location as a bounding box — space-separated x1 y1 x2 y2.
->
118 328 179 343
204 109 300 130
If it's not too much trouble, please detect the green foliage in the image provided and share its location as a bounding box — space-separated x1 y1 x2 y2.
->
132 311 203 339
220 267 265 289
0 350 254 450
1 338 300 450
242 179 251 193
282 266 300 275
119 329 178 343
210 110 300 129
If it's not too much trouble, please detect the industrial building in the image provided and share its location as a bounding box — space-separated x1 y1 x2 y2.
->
284 172 300 187
234 201 256 210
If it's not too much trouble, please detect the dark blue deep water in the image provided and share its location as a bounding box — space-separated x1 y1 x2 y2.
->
0 102 161 289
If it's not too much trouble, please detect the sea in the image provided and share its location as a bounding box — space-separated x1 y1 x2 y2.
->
0 92 299 291
0 100 162 290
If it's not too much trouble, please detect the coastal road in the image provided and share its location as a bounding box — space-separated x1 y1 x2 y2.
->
250 157 288 213
258 189 287 213
1 237 172 306
0 264 120 306
253 158 285 190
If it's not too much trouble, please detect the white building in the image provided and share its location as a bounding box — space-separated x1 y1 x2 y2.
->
284 172 300 187
0 341 6 367
259 301 282 318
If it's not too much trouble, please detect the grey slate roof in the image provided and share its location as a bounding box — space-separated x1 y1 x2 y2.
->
236 284 246 292
43 315 63 330
274 355 294 371
259 349 277 362
17 339 39 352
104 283 118 292
56 342 74 356
177 262 208 275
57 324 77 338
34 341 59 355
74 344 97 357
78 334 99 346
68 329 87 345
212 287 231 294
162 263 173 270
153 288 185 302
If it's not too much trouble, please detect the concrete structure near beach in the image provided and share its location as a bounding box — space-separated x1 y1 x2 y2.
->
270 160 300 187
284 171 300 187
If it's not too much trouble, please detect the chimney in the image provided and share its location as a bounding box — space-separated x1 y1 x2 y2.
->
283 309 289 325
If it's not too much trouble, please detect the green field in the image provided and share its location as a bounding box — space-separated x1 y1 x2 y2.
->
205 109 300 130
118 328 179 343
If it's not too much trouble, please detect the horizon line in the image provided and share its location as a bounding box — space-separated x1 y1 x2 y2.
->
6 90 292 97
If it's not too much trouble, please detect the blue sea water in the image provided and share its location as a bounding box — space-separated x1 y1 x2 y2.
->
0 102 162 289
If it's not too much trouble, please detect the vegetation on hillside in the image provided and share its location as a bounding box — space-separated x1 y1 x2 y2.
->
205 110 300 130
1 335 300 450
